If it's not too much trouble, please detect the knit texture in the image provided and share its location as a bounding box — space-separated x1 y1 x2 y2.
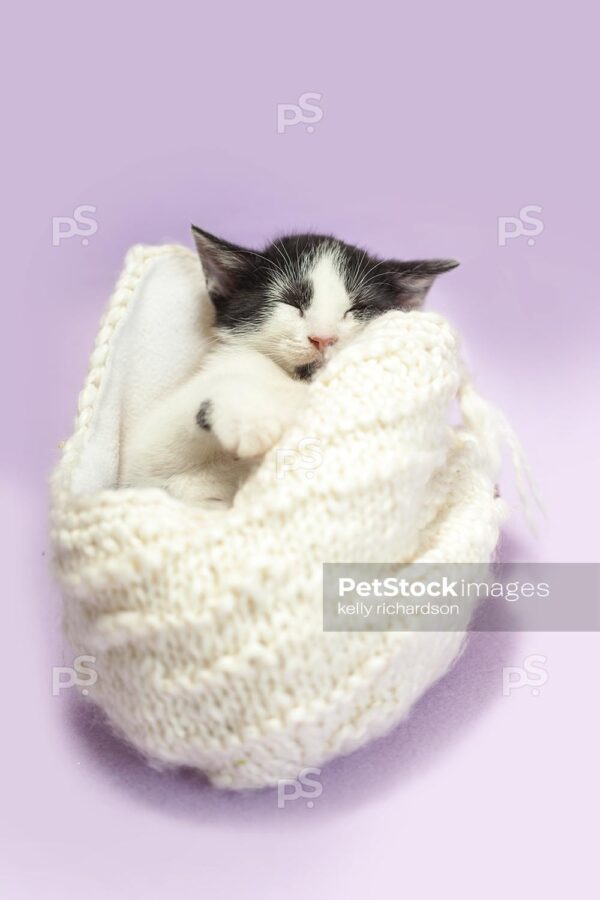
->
50 244 507 789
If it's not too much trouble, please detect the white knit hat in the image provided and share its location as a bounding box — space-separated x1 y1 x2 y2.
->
50 245 507 789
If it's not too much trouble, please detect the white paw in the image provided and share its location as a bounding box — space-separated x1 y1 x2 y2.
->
216 414 288 459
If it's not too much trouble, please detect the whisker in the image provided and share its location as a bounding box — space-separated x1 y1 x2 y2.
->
359 270 402 291
352 249 370 289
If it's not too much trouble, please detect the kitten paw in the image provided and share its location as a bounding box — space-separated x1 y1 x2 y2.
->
217 415 287 459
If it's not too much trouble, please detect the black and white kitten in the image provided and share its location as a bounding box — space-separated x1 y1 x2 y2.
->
120 227 458 505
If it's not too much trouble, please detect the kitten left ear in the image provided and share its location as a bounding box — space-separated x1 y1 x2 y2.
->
191 225 254 295
387 258 459 308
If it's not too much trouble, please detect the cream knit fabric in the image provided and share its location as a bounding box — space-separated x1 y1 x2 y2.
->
50 244 508 790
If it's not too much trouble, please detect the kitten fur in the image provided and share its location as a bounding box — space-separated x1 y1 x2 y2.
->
119 228 458 505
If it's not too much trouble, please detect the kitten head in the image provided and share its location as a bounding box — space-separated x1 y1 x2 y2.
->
192 225 458 378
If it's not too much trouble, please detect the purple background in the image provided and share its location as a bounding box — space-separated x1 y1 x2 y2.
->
3 2 599 897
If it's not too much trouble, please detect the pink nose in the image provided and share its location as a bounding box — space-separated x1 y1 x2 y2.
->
308 335 338 352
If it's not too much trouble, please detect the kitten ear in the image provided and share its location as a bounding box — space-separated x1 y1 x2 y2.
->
387 258 459 308
191 225 254 295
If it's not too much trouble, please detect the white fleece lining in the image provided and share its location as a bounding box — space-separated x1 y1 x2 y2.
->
71 249 213 495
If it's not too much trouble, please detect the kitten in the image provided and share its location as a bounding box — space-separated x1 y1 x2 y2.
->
120 227 458 506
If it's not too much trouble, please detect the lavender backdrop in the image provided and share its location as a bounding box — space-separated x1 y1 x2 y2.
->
3 2 599 898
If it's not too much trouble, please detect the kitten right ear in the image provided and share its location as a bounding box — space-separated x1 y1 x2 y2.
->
191 225 253 295
386 258 460 309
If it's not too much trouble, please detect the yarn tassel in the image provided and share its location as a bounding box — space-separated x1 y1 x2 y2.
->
458 374 544 535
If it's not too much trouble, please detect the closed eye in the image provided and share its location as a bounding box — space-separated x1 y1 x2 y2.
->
345 302 371 316
277 297 304 316
276 283 311 315
278 296 302 309
345 299 390 320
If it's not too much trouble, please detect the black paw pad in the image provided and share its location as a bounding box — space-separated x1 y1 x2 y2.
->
196 400 213 431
